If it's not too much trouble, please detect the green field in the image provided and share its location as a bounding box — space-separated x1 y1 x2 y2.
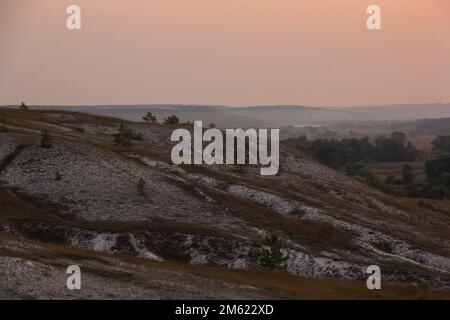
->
365 161 426 181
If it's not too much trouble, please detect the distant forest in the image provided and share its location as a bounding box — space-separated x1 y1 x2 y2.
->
285 133 450 199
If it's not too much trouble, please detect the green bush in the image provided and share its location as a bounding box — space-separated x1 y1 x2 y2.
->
113 124 144 146
259 234 288 270
353 175 366 184
143 112 157 123
419 280 431 291
55 171 62 181
163 114 180 125
137 178 146 195
40 130 52 148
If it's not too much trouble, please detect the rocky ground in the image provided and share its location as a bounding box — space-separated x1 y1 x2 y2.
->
1 108 450 299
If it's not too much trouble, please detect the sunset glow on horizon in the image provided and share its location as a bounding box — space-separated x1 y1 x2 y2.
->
1 0 449 106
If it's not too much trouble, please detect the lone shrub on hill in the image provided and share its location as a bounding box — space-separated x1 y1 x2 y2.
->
55 171 62 181
259 234 288 270
20 102 29 110
113 126 131 147
163 114 179 125
143 112 157 123
40 130 52 148
113 124 144 147
137 178 146 195
353 175 366 184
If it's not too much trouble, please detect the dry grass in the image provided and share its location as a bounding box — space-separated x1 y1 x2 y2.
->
1 231 448 300
0 108 121 126
202 187 357 252
0 187 55 222
1 108 450 299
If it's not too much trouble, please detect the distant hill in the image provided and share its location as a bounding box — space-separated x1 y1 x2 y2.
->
226 105 356 127
8 104 357 128
17 105 264 128
3 103 450 128
336 103 450 121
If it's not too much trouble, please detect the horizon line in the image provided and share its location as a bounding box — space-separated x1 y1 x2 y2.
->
1 102 450 109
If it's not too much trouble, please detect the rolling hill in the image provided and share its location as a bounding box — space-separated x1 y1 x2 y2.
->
14 103 450 129
1 107 450 299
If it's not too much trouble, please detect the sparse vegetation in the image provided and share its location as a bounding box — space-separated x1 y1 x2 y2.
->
143 112 157 123
55 171 62 181
417 280 431 300
20 102 29 110
1 108 450 299
419 280 431 291
137 178 146 195
163 114 180 125
352 175 366 184
40 130 52 148
113 128 131 147
259 234 288 270
113 124 144 147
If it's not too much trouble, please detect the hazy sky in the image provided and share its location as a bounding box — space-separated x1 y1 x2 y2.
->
1 0 449 107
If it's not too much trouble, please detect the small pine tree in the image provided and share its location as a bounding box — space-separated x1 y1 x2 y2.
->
417 280 431 300
137 178 146 195
113 125 131 147
419 280 430 291
259 234 288 270
353 175 366 184
40 130 52 148
20 102 29 110
143 112 157 123
163 114 180 125
114 124 145 147
55 171 62 181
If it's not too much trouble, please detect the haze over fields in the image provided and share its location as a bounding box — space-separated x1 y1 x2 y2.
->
18 103 450 128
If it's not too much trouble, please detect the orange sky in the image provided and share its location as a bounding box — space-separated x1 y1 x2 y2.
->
1 0 449 106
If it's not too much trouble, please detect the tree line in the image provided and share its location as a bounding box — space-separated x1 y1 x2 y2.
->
285 132 450 199
285 131 417 169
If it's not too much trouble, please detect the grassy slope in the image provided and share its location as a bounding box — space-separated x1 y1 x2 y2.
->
1 108 450 299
